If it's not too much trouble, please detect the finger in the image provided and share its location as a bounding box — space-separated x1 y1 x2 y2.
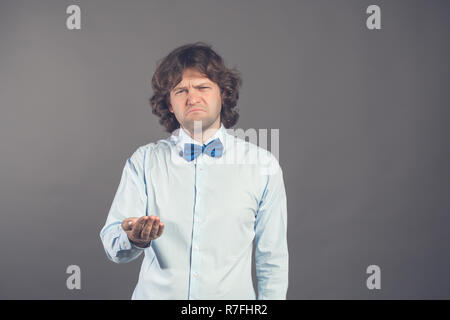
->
131 216 147 239
141 217 155 240
149 217 161 239
121 219 131 231
156 222 165 238
122 218 137 231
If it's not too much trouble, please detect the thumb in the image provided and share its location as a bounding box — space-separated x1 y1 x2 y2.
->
121 217 138 231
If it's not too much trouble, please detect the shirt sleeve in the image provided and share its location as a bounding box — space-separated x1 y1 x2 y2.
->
99 146 150 264
254 155 289 299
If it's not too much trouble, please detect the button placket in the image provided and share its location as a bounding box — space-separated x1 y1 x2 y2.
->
189 157 204 299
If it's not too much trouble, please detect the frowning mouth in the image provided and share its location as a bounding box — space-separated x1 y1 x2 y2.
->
187 108 206 114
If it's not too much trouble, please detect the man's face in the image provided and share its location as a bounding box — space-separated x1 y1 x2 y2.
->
169 68 222 133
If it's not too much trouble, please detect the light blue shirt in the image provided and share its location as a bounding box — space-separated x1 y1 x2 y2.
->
100 124 289 299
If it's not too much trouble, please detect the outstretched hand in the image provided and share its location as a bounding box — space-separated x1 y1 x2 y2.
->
121 216 165 248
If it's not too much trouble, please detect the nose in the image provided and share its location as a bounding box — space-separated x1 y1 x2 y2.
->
187 91 201 106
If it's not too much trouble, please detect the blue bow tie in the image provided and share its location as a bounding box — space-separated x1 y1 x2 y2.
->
183 138 223 161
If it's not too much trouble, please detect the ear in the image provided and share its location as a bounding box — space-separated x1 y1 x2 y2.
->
220 88 226 104
167 93 174 113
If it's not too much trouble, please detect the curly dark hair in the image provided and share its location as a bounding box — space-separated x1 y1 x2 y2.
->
150 42 242 133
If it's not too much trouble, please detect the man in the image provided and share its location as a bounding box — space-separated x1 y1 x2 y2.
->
99 42 288 299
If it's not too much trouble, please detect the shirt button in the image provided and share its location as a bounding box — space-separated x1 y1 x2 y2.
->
193 272 198 277
194 245 199 250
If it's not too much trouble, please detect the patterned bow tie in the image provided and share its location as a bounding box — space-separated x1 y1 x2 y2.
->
183 138 223 161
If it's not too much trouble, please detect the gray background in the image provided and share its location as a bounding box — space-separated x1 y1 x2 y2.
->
1 0 449 299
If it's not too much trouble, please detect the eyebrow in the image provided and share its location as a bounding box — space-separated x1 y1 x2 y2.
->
172 82 212 91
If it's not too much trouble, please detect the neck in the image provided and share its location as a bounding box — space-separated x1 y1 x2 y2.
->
182 124 220 144
182 120 221 144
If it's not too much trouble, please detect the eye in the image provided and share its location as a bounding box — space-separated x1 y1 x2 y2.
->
174 89 186 95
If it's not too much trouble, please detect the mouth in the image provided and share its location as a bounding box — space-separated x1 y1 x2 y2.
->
187 108 206 114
